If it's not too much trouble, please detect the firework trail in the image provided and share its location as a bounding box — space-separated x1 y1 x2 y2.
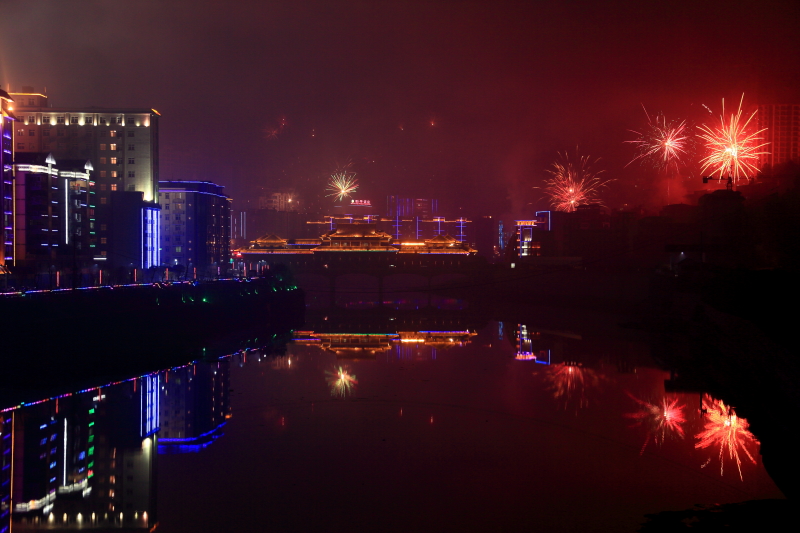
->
325 366 358 398
626 107 692 172
542 149 612 212
326 172 359 202
625 393 686 455
697 95 769 184
695 396 758 480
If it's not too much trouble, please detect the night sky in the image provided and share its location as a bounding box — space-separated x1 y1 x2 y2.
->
2 0 799 217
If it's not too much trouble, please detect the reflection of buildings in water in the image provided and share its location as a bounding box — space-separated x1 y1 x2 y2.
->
325 366 359 398
544 363 600 410
157 360 231 454
625 393 687 454
0 359 231 531
514 324 550 363
3 380 156 531
695 396 759 480
293 330 477 359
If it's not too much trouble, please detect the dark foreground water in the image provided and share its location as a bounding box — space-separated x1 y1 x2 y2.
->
2 307 785 532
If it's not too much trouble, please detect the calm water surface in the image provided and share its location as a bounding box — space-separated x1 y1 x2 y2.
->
4 311 784 532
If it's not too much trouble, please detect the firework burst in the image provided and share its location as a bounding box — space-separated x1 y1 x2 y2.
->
325 365 358 398
542 150 612 212
695 397 758 480
697 95 769 184
544 363 600 410
626 107 692 173
326 172 359 202
625 393 686 455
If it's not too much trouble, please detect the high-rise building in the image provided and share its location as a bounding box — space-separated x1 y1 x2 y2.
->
13 153 95 283
1 90 14 271
758 104 800 169
9 88 161 269
158 181 231 273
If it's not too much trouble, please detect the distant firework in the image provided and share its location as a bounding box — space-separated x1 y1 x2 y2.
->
697 95 769 184
326 172 359 202
325 366 358 398
545 363 599 410
542 150 611 212
625 393 686 454
695 397 758 480
626 107 692 172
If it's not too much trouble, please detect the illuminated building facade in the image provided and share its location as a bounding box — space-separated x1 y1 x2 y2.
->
1 90 14 270
9 88 160 269
13 153 95 277
237 222 476 267
158 181 230 271
758 104 800 169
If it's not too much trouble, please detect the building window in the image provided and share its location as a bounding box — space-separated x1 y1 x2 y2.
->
110 157 117 165
111 171 117 178
100 118 107 125
114 117 122 124
56 117 65 124
42 129 50 137
29 130 35 136
126 184 134 191
110 184 117 191
100 237 107 244
100 197 107 204
165 204 170 210
71 116 79 124
42 117 51 124
28 115 34 123
175 246 182 253
128 158 135 164
99 184 107 191
110 144 117 150
69 129 78 137
28 98 35 106
128 130 135 137
17 143 24 149
57 129 65 137
174 214 181 221
110 130 117 138
100 157 107 164
100 224 107 231
84 117 93 125
128 171 135 178
163 215 170 221
128 144 135 150
100 144 106 150
101 251 107 256
99 171 107 178
16 128 24 136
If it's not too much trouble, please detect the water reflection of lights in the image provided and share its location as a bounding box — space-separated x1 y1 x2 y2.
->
695 396 758 480
625 394 686 454
325 366 358 398
545 363 599 409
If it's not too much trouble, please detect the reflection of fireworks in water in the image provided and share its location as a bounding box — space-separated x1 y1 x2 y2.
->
542 150 611 212
625 393 686 454
545 363 599 409
325 366 358 398
626 108 692 172
326 172 359 202
695 397 758 480
698 95 769 184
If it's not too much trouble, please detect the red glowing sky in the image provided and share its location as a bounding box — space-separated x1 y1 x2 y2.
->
1 0 799 216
